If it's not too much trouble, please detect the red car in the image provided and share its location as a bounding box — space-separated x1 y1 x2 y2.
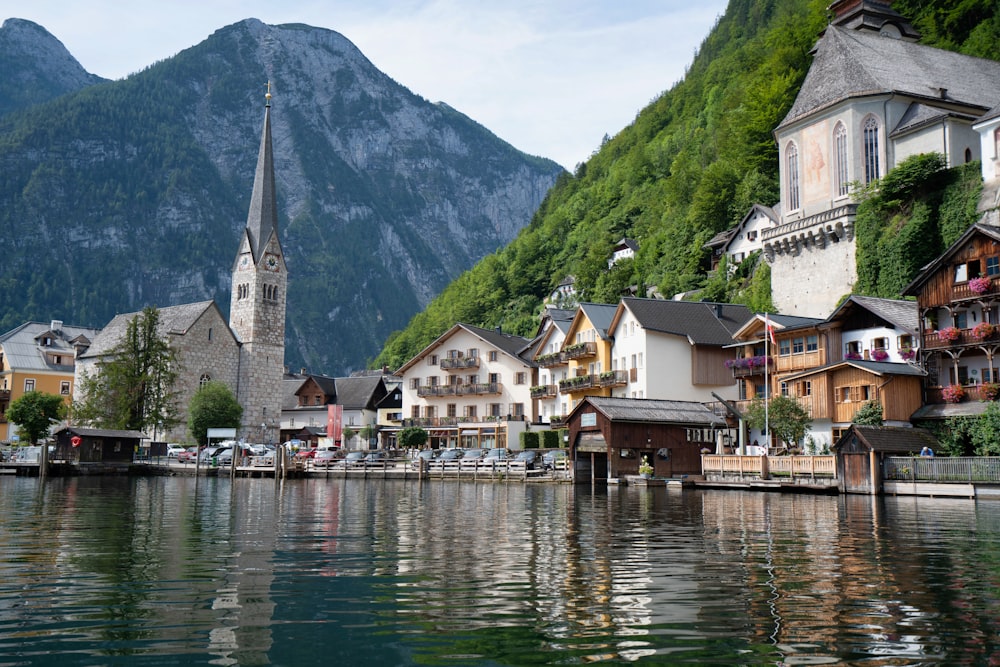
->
295 448 318 459
177 448 198 464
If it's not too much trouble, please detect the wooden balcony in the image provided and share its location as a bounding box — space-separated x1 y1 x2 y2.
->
417 383 502 397
774 350 825 373
440 356 480 371
598 369 628 388
923 326 998 350
563 341 597 360
530 384 558 399
535 352 565 368
558 374 596 393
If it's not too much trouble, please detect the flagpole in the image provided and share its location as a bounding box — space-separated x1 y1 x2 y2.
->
764 313 770 454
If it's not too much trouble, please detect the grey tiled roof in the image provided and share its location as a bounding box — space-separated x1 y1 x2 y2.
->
622 298 754 345
577 303 619 341
80 301 220 359
890 102 976 137
580 396 726 426
778 26 1000 130
331 375 385 410
0 321 101 372
463 324 535 360
56 426 148 440
827 295 918 333
834 424 938 453
782 359 925 382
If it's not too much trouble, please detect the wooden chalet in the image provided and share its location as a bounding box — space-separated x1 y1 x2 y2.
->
53 426 147 464
567 396 727 483
832 424 939 495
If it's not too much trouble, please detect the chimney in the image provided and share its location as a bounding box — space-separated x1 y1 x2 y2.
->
300 367 307 375
51 320 63 333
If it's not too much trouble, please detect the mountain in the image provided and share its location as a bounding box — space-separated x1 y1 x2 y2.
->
0 18 564 375
373 0 1000 371
0 18 106 116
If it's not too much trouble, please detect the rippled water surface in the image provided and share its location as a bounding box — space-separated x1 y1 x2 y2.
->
1 476 999 665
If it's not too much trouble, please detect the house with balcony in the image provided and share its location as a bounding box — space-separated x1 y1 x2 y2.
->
396 323 536 450
0 320 99 443
608 238 639 268
904 223 1000 419
556 303 619 414
529 307 576 426
704 204 779 273
607 298 754 404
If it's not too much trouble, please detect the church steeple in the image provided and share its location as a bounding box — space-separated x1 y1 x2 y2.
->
245 82 279 261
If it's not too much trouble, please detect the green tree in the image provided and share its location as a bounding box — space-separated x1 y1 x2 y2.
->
73 306 179 436
358 424 377 448
5 391 66 444
969 402 1000 456
852 400 884 426
745 395 811 451
341 426 357 448
187 381 243 447
398 426 428 449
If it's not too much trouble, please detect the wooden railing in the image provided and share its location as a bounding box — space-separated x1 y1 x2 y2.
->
884 456 1000 482
702 454 836 478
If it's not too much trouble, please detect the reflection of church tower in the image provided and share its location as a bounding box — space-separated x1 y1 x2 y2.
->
230 86 286 441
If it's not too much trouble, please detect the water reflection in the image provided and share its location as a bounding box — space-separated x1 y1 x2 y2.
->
1 476 998 665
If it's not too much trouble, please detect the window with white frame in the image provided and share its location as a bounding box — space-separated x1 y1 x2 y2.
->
834 122 849 197
786 142 801 210
24 378 35 392
863 116 880 184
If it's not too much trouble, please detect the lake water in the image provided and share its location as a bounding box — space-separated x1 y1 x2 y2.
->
1 475 998 666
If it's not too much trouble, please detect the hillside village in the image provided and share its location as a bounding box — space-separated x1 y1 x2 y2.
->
4 1 1000 483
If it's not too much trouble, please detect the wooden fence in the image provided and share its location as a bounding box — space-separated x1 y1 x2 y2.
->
702 455 836 479
884 456 1000 483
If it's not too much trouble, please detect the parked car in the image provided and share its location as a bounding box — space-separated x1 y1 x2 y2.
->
413 449 441 468
542 449 568 470
177 447 198 464
344 451 368 466
295 447 319 459
198 445 228 464
483 448 510 464
166 444 186 458
363 450 390 465
313 449 346 467
436 448 465 462
513 449 538 469
461 448 487 461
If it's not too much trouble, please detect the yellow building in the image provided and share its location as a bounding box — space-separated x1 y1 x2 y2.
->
557 303 620 412
0 320 98 443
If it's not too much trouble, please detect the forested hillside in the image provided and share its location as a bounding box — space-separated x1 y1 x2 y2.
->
374 0 1000 371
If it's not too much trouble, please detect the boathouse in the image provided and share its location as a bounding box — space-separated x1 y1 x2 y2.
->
53 427 148 464
832 424 939 494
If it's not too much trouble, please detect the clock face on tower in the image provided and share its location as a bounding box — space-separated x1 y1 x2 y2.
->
239 254 251 270
265 254 280 272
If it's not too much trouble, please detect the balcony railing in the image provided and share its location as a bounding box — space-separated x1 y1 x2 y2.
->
559 374 596 393
440 357 480 370
417 383 502 397
598 369 628 388
530 384 557 399
924 326 999 350
563 341 597 360
535 352 565 368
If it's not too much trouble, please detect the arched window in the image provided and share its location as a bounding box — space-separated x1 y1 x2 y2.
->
199 374 211 388
863 116 880 184
786 142 801 211
965 147 972 163
834 122 849 197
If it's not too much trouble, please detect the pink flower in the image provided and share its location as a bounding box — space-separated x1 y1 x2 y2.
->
970 276 992 295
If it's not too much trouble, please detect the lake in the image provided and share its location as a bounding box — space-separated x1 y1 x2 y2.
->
1 475 998 665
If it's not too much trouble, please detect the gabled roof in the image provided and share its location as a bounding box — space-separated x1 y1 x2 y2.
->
0 321 101 372
612 298 754 346
375 387 402 410
890 101 977 137
571 396 726 427
732 312 825 341
902 224 1000 296
825 295 918 334
395 323 534 374
781 359 925 383
720 204 779 253
613 238 639 252
332 375 386 411
79 301 231 359
55 426 148 440
281 375 310 410
565 303 619 344
777 25 1000 132
833 424 938 453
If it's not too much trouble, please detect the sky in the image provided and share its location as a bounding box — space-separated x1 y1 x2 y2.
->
5 1 729 170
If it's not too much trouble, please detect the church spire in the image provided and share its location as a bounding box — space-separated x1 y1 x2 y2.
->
245 82 278 261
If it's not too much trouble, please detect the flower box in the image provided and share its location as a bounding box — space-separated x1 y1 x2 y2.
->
938 326 961 342
970 276 992 295
900 347 917 361
871 349 889 361
981 383 1000 401
972 322 996 340
942 384 965 403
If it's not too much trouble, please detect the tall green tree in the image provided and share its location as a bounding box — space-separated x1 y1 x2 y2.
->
5 391 66 444
187 381 243 447
852 400 884 426
398 426 428 449
73 306 179 436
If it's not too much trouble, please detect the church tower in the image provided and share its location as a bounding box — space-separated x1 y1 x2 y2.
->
230 85 287 443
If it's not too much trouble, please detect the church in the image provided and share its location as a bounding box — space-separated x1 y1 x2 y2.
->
762 0 1000 317
75 90 287 444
